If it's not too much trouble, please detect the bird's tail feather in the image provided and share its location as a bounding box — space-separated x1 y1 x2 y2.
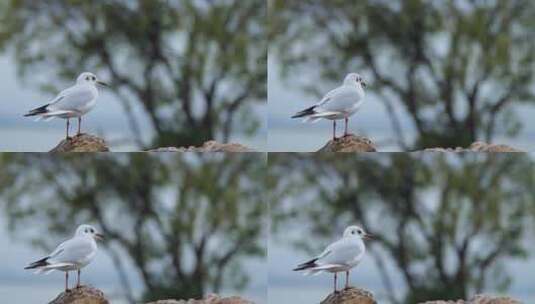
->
291 106 317 119
24 104 50 117
293 257 319 271
308 264 341 271
24 257 50 270
297 263 343 276
42 110 74 117
32 262 76 274
308 111 339 118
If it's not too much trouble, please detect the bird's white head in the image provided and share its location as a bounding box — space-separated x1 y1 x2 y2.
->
76 72 108 87
75 224 104 241
343 225 373 240
344 73 367 88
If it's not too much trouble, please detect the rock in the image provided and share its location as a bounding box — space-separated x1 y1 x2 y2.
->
424 142 523 153
50 134 110 152
318 135 377 152
149 141 254 152
146 293 253 304
320 287 377 304
419 294 521 304
49 286 109 304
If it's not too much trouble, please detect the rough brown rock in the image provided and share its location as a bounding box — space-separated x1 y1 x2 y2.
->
49 286 109 304
317 136 521 152
146 294 253 304
50 134 109 152
419 294 521 304
320 287 377 304
423 142 523 153
149 141 254 152
318 135 377 152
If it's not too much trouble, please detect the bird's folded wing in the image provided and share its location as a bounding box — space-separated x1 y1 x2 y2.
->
48 237 94 264
49 86 95 112
315 247 332 261
317 86 361 113
320 238 362 265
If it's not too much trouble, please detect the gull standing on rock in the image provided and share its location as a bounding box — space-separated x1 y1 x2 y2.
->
24 72 108 140
291 73 367 140
293 225 372 292
24 224 104 292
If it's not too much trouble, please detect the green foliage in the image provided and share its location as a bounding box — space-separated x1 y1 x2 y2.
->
0 0 266 148
271 0 535 150
269 154 535 303
0 154 267 302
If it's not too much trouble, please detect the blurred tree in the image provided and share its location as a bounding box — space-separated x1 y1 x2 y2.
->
270 0 535 149
269 154 535 303
0 0 266 148
0 154 266 302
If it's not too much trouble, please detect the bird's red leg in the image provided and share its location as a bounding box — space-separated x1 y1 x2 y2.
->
344 117 349 137
334 272 338 293
333 120 337 140
345 271 350 289
66 119 70 140
77 269 81 288
77 117 82 136
65 272 69 292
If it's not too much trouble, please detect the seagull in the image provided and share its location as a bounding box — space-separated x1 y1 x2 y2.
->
291 73 367 140
24 224 104 292
293 225 372 293
24 72 108 140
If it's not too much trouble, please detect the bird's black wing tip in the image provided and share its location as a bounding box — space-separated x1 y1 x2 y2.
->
292 105 317 119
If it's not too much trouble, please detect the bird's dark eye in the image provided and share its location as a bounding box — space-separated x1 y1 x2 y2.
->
90 228 94 233
86 77 89 81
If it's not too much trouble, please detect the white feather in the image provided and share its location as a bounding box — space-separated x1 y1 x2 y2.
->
292 73 366 124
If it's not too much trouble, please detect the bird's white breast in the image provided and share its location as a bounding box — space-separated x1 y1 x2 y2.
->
50 84 99 117
318 85 365 119
78 86 99 115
